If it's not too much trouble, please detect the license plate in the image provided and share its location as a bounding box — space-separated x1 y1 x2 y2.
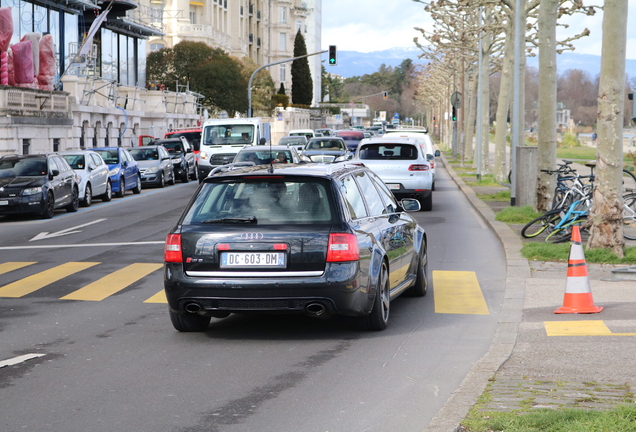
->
387 184 401 190
220 252 286 268
0 200 8 205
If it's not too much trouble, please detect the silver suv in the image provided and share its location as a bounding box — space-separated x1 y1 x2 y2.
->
353 137 433 211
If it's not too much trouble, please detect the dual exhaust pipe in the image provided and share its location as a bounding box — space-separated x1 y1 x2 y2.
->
184 301 330 318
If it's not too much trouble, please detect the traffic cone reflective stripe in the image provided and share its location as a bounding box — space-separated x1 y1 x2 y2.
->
554 226 603 314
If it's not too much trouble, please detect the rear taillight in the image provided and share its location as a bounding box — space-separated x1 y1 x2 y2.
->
408 164 430 171
326 233 359 262
429 161 435 169
164 234 183 263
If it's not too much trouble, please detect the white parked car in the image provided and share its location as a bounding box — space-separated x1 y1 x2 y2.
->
59 150 112 206
353 137 433 211
383 129 440 190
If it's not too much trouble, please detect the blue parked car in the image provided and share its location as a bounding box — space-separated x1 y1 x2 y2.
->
93 147 142 197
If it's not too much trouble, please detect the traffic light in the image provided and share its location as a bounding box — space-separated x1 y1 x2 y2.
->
383 91 388 99
328 45 337 66
452 106 457 122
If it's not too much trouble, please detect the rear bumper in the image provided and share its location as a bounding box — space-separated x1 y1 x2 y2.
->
164 261 373 317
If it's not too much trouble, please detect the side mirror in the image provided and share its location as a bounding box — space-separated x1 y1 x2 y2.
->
186 148 193 153
434 149 440 157
123 160 128 167
49 169 59 179
426 154 434 161
400 198 421 212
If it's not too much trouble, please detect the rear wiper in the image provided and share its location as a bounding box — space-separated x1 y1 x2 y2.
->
201 217 257 224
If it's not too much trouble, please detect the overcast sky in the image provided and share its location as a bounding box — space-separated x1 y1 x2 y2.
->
321 0 636 59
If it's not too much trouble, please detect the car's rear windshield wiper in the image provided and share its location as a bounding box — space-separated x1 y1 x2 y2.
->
201 217 257 224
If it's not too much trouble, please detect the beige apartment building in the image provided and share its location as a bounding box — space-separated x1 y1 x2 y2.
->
149 0 322 105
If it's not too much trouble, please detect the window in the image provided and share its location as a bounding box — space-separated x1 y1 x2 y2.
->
340 175 367 220
296 20 302 33
53 138 60 152
279 32 286 51
354 172 385 216
370 173 398 213
279 64 286 82
22 139 31 155
279 7 286 23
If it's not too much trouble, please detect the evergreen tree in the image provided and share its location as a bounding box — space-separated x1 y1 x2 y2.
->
278 83 286 95
291 29 313 105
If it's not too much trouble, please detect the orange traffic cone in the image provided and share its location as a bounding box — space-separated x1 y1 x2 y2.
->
554 225 603 314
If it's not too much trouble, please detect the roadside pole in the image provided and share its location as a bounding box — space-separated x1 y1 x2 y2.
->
247 50 327 117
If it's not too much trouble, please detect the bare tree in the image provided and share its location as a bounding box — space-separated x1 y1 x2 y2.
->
587 0 628 256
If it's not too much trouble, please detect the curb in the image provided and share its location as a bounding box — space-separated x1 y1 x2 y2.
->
423 154 530 432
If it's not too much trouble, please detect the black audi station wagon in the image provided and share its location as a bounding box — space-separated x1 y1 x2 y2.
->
164 163 428 332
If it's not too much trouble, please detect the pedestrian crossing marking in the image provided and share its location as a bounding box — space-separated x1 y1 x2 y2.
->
545 320 636 336
144 290 167 304
60 263 163 301
433 270 489 315
0 262 36 275
0 262 100 298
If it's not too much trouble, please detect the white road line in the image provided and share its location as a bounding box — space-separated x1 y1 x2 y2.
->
0 353 46 369
0 241 165 250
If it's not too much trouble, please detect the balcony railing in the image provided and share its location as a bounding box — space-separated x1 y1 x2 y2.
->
0 86 71 118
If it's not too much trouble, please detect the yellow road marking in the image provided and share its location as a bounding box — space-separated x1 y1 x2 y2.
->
61 263 163 301
545 320 636 336
433 270 489 315
0 262 36 275
0 262 100 297
144 290 167 304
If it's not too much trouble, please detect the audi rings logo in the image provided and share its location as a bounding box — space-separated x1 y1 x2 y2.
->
241 232 263 240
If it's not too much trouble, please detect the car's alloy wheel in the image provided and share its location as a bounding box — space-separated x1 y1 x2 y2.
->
366 261 389 331
65 187 79 213
169 309 211 332
115 177 125 198
102 181 112 202
132 176 141 194
159 172 165 188
190 164 198 181
41 191 55 219
81 184 92 207
168 170 175 185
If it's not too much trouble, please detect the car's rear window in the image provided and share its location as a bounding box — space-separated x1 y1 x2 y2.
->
358 144 418 160
183 178 335 225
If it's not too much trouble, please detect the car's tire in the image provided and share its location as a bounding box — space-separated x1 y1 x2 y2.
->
168 170 176 185
181 164 189 183
419 193 433 211
405 247 428 297
158 172 165 188
101 181 112 202
365 261 390 331
41 191 55 219
81 184 92 207
132 176 141 194
115 177 125 198
65 186 79 213
432 181 436 191
190 165 199 181
169 309 211 332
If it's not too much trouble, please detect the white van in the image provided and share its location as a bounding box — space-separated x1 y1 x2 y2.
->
289 129 315 141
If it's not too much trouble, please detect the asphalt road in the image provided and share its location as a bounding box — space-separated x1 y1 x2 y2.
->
0 167 506 432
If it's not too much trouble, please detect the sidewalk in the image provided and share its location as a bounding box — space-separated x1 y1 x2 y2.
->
424 153 636 432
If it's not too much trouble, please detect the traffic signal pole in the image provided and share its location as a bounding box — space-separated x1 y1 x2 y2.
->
247 50 327 118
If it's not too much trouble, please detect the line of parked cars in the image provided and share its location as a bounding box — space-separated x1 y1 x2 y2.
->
0 141 197 219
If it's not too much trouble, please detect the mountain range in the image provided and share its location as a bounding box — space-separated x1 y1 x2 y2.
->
328 47 636 81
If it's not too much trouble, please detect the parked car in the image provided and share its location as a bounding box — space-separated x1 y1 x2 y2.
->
278 135 308 153
233 145 303 165
383 129 440 190
128 146 176 188
59 150 112 206
353 137 434 211
302 137 351 163
163 162 427 332
93 147 141 197
0 153 80 219
148 137 197 182
336 130 365 152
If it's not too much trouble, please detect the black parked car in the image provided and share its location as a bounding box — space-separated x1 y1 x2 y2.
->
163 163 428 332
0 153 80 219
147 138 197 182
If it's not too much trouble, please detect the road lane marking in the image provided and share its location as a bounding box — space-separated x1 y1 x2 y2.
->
433 270 489 314
60 263 163 301
0 353 46 369
0 241 164 251
0 262 36 275
144 290 167 303
0 262 100 297
30 219 106 241
545 320 636 336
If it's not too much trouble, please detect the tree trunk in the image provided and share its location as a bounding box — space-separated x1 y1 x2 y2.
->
536 0 558 212
587 0 628 257
464 71 478 165
480 12 493 174
493 22 515 183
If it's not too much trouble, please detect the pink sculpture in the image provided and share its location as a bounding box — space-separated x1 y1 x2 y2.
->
0 7 13 86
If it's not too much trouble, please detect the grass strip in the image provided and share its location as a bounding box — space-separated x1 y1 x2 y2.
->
495 206 540 224
522 243 636 264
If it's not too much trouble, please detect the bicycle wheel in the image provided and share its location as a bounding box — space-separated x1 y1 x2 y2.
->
622 168 636 194
623 195 636 240
521 210 561 238
545 226 573 243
